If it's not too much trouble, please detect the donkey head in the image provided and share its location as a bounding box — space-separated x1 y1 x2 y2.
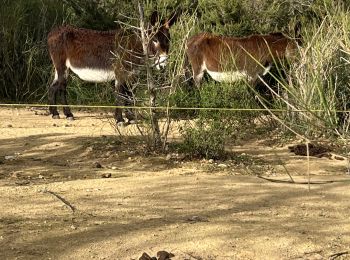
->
148 11 177 69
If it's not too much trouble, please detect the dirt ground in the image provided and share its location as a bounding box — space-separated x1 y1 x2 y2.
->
1 107 350 260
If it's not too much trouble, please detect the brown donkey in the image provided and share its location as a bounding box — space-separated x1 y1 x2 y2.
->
47 12 176 124
186 32 298 87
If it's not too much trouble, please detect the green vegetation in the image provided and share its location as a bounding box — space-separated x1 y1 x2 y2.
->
0 0 349 155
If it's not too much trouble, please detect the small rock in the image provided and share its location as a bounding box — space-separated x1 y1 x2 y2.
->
186 215 208 223
157 251 175 260
208 159 214 164
5 155 17 161
139 253 156 260
101 173 112 178
11 172 20 178
15 180 30 186
166 154 172 160
38 174 44 179
70 225 77 230
218 163 227 168
111 166 117 170
93 162 102 168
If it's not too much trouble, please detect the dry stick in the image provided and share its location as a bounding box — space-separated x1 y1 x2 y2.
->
334 128 350 175
306 142 310 192
44 190 76 212
272 150 295 183
256 95 312 189
162 18 197 150
138 1 161 148
329 251 349 260
257 176 335 184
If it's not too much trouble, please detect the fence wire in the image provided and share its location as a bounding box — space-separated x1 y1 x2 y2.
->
1 103 350 113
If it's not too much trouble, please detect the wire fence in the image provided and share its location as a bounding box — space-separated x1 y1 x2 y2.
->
1 103 350 113
1 101 349 188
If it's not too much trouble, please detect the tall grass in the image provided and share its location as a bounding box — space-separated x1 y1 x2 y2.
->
0 0 66 102
168 0 350 158
0 0 124 104
264 3 350 139
1 0 349 155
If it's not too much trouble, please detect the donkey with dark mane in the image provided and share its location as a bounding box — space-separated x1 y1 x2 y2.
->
47 12 176 124
186 32 298 88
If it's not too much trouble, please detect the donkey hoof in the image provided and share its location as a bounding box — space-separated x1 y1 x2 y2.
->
66 116 75 121
52 115 60 119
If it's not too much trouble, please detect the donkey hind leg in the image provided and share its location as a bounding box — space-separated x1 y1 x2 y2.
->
48 81 60 119
191 63 205 88
48 73 61 119
58 84 74 120
49 68 73 119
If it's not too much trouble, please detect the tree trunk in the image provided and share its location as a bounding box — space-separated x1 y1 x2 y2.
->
138 1 161 148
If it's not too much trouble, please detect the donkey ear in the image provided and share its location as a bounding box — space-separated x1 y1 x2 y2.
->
150 11 159 26
165 11 179 29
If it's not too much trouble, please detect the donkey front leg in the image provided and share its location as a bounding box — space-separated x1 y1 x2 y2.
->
114 82 127 126
114 83 136 126
122 86 136 124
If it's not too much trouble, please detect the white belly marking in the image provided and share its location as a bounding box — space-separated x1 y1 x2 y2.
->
203 62 251 83
66 59 115 82
206 70 250 82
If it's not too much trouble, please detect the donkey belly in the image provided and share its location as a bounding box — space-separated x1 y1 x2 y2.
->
66 59 115 82
206 69 251 83
203 63 251 83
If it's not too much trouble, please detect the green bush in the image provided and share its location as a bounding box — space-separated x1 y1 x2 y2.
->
1 0 349 147
175 80 258 158
179 120 229 159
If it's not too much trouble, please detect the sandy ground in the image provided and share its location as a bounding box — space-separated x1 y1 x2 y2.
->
0 107 350 260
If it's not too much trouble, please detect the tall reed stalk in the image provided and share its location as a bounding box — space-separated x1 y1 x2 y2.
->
263 3 350 139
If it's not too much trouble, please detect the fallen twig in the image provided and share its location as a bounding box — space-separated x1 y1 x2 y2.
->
44 190 76 212
258 175 336 185
329 251 349 260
